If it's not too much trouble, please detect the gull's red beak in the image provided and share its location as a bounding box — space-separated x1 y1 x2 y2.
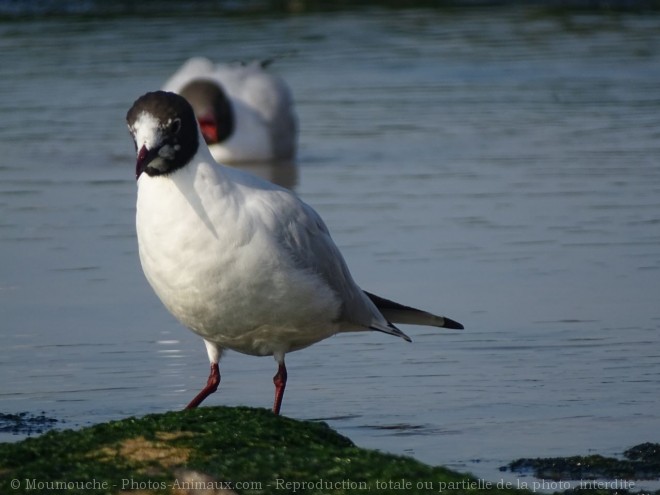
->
198 114 219 144
136 145 159 180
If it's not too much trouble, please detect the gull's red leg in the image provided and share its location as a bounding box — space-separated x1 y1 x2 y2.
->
272 363 288 415
185 363 220 409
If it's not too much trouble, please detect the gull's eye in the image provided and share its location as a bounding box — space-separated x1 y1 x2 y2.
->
169 118 181 135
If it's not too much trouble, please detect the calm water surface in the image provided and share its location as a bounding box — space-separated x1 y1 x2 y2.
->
1 5 659 486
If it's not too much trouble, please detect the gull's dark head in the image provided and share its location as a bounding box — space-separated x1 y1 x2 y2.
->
179 79 234 146
126 91 199 180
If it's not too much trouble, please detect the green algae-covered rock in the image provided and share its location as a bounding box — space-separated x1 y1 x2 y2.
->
0 406 520 495
507 442 660 482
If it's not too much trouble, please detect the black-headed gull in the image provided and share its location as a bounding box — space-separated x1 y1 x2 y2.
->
126 91 463 415
162 57 296 164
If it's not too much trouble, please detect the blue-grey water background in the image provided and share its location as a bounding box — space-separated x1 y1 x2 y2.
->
1 2 659 487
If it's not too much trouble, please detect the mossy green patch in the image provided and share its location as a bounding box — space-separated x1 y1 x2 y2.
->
0 406 523 495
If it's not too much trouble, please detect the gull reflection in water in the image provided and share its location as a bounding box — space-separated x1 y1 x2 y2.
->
225 160 299 191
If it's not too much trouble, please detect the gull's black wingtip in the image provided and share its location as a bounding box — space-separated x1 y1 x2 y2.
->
444 317 464 330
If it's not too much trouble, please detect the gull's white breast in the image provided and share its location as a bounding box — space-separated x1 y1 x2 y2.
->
136 160 341 357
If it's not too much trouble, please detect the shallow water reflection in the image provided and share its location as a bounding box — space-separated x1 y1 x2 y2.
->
231 160 299 190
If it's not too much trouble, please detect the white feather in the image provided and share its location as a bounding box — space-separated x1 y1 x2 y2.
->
136 135 390 358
